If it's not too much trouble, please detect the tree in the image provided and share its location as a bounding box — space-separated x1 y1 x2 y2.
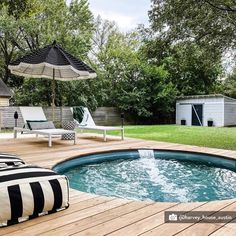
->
162 42 222 95
88 17 178 123
0 0 94 82
90 17 222 123
0 6 22 83
223 67 236 98
1 1 225 124
149 0 236 52
140 31 223 93
0 0 95 107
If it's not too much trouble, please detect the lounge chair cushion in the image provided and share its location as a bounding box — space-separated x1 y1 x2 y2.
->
0 153 25 168
0 164 69 227
26 120 47 129
27 120 55 130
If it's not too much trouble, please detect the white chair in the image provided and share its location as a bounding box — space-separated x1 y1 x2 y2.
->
14 107 77 147
73 107 124 141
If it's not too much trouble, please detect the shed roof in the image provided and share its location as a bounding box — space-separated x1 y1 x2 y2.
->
177 94 236 101
0 79 13 98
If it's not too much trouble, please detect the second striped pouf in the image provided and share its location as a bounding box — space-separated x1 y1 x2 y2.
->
0 153 25 167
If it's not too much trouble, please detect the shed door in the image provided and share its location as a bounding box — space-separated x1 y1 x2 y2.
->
192 104 203 126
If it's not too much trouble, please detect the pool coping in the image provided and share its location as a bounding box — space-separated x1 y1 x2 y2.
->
53 147 236 168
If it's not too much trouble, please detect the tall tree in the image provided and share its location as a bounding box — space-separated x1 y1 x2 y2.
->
0 5 24 83
0 0 94 83
88 17 178 123
0 0 94 106
161 42 222 95
223 67 236 98
149 0 236 52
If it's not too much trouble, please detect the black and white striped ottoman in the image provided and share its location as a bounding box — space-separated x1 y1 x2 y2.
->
0 164 69 227
0 153 25 167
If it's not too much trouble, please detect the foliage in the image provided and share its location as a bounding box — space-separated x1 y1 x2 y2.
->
223 67 236 98
0 0 93 73
139 34 223 102
0 1 228 124
149 0 236 52
161 42 223 95
0 0 93 56
13 78 99 109
89 17 178 123
0 0 95 107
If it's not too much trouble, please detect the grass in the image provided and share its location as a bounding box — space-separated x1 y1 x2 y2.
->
2 125 236 150
106 125 236 150
0 129 12 133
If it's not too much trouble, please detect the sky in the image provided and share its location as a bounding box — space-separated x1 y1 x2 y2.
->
88 0 151 31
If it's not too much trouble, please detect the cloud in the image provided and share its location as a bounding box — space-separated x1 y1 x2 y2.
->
88 0 150 31
92 10 138 31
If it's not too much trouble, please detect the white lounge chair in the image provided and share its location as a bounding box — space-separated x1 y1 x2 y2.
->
72 107 124 141
14 107 77 147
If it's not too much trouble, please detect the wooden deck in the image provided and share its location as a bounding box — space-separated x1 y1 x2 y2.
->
1 133 236 236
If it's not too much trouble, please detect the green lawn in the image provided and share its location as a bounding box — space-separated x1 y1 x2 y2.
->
2 125 236 150
107 125 236 150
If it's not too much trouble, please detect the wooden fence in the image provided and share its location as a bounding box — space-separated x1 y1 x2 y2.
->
0 106 124 129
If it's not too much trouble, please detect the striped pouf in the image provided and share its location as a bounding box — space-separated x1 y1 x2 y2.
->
0 164 69 227
0 153 25 168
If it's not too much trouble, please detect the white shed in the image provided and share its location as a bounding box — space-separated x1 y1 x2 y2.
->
176 94 236 127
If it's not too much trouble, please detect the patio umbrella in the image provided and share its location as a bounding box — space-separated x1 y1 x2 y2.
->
8 40 97 120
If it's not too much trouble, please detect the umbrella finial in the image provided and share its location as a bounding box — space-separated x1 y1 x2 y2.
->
52 40 57 46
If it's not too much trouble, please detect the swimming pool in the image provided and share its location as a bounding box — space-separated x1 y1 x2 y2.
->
54 150 236 202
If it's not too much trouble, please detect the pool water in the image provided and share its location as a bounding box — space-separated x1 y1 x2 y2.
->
56 150 236 202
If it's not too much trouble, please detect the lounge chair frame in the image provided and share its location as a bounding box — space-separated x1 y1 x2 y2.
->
13 107 77 147
73 107 124 141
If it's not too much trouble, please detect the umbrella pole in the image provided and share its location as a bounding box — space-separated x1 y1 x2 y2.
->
52 68 55 122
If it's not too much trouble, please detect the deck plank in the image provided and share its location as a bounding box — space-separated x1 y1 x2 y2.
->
140 199 236 236
174 201 236 236
210 223 236 236
40 201 152 236
3 198 123 236
75 203 178 236
106 201 206 236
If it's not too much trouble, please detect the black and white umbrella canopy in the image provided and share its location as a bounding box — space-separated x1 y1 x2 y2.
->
8 41 96 120
8 41 97 81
